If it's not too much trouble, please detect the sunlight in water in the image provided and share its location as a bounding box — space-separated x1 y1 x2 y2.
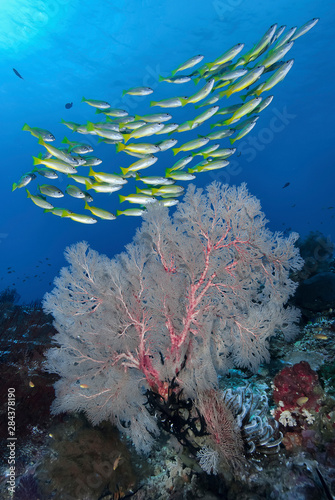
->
0 0 77 52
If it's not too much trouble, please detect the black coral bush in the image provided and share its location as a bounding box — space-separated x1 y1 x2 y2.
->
43 182 303 453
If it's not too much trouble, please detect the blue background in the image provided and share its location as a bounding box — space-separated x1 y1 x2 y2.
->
0 0 334 303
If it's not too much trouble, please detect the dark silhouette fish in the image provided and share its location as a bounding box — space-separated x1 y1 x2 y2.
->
282 182 290 188
65 102 73 109
13 68 23 79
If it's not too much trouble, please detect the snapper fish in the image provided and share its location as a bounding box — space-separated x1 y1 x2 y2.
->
122 86 153 96
170 54 204 76
22 124 55 142
81 97 110 109
12 172 36 191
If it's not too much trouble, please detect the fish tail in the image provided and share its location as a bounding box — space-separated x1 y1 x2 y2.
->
44 208 52 213
158 75 165 82
123 133 131 143
26 188 31 198
179 98 188 107
116 143 126 153
229 137 236 145
135 173 141 180
61 136 70 144
172 148 179 156
119 194 126 203
150 101 157 107
84 201 90 210
170 70 177 77
81 97 86 102
121 90 127 97
120 167 128 176
116 210 123 216
22 123 30 132
32 156 42 165
38 136 45 146
85 181 92 190
86 122 95 132
187 121 194 128
88 167 95 177
193 77 201 85
240 94 247 102
12 183 17 191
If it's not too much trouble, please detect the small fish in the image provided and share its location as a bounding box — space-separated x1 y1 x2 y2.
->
290 18 319 42
187 105 219 128
22 124 55 142
13 68 24 79
29 381 35 388
135 173 174 185
216 104 242 116
61 119 81 131
204 43 245 72
314 334 328 340
62 211 97 224
38 184 64 198
158 75 191 84
65 185 86 198
194 96 220 109
26 189 54 209
38 137 79 165
89 167 128 185
44 207 72 217
296 396 309 406
96 107 128 117
123 123 165 143
156 123 179 134
150 97 186 108
157 198 179 207
12 173 36 191
84 202 116 220
229 120 258 144
171 54 204 76
122 86 153 97
179 79 215 106
282 182 290 188
152 185 184 196
222 97 262 125
116 208 146 216
33 156 77 174
119 193 157 205
168 155 193 172
85 182 123 194
81 97 110 109
155 139 178 151
204 129 235 140
165 171 195 181
62 137 93 154
172 137 209 155
113 455 122 470
134 113 172 123
203 148 236 159
65 102 73 109
116 143 160 154
254 60 294 95
219 66 265 99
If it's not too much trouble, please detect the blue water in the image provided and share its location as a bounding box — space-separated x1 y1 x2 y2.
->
1 0 334 303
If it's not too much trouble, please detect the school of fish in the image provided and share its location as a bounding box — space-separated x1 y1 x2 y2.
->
13 19 319 223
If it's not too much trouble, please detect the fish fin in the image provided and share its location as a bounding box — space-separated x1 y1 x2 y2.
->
32 156 42 165
119 194 126 203
86 122 95 132
179 98 188 106
120 167 128 176
172 148 179 156
116 143 126 153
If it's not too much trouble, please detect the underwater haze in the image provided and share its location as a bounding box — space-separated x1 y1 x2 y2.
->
1 0 334 304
